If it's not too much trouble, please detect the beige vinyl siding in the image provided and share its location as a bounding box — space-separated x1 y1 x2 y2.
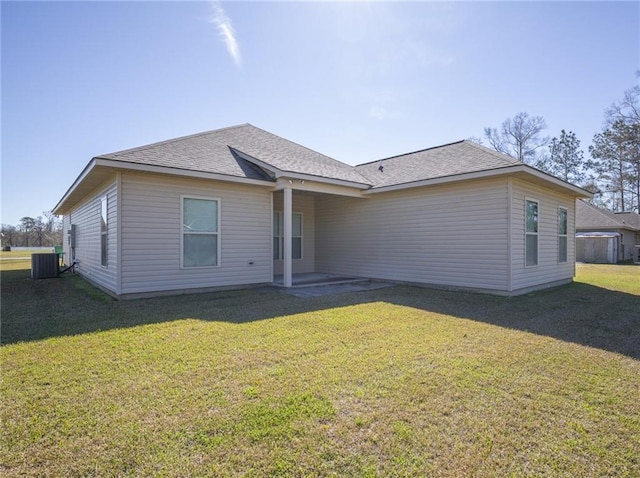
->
272 191 315 275
65 179 118 293
120 172 272 295
316 177 509 291
510 179 575 291
618 229 637 262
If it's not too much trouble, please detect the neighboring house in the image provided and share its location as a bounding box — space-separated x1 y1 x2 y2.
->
53 124 590 298
576 200 640 263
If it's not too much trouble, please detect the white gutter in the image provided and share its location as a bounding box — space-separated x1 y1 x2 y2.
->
53 157 276 215
93 158 276 186
363 164 592 198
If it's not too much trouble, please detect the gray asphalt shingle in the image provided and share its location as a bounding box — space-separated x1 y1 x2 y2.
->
576 200 640 231
96 125 531 190
356 140 521 188
97 124 370 185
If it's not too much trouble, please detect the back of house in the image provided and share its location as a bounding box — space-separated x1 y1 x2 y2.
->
53 124 591 298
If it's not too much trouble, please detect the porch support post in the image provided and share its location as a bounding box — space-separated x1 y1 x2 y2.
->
283 186 293 288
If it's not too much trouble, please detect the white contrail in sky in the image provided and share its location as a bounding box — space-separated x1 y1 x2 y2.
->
210 2 241 68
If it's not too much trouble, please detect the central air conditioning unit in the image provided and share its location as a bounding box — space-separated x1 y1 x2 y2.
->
31 253 59 279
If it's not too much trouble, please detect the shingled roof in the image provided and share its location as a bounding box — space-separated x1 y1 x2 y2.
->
55 124 591 216
356 140 521 188
576 200 640 231
97 124 371 186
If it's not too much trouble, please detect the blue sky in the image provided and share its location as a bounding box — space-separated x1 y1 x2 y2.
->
2 1 638 226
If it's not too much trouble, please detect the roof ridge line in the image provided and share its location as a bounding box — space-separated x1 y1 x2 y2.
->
95 123 252 159
462 140 522 165
246 124 372 184
355 139 467 167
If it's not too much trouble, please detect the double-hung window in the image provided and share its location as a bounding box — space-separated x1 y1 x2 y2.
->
100 196 108 266
525 199 539 267
558 207 568 263
273 212 302 260
182 197 220 267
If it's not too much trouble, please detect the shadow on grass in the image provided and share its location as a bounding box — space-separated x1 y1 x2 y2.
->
2 268 639 360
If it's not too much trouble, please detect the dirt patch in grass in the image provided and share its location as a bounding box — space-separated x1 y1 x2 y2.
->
1 265 639 476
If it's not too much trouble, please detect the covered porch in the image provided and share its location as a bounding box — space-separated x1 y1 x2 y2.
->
271 179 368 287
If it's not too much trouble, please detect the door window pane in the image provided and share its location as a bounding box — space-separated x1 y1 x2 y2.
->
292 213 302 237
292 237 302 260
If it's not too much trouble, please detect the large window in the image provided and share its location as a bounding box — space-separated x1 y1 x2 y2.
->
182 197 220 268
100 196 108 266
558 207 568 263
525 199 538 267
273 212 302 260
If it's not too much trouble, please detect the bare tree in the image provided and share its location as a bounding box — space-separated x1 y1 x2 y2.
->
484 112 549 165
590 77 640 212
606 72 640 126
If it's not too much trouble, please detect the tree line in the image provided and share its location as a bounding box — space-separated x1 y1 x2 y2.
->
478 77 640 213
1 213 63 248
2 80 638 246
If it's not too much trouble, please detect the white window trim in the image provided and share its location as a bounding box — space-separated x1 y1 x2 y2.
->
180 195 221 269
558 206 568 264
525 197 539 268
273 211 303 261
100 195 108 268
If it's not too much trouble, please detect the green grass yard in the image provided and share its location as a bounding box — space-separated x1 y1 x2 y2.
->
1 263 639 476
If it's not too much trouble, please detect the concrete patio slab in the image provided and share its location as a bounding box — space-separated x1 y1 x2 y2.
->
279 280 395 298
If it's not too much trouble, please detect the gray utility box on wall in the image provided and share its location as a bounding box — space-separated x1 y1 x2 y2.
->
31 253 59 279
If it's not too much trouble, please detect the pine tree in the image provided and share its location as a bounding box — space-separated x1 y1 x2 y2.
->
540 130 586 184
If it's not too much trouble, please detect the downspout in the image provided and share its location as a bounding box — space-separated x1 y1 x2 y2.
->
270 191 274 284
283 187 293 287
116 171 123 295
507 178 513 292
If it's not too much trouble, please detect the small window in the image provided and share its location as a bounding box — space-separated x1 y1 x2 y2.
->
273 211 302 260
182 197 219 267
100 196 108 266
525 199 538 267
558 207 568 263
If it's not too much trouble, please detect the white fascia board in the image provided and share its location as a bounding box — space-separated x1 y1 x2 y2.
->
274 177 367 198
232 148 371 190
277 171 371 190
93 158 276 187
53 158 276 215
364 164 592 198
362 166 520 194
519 165 593 197
52 158 99 215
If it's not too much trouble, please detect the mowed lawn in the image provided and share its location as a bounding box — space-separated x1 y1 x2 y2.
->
1 260 639 477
